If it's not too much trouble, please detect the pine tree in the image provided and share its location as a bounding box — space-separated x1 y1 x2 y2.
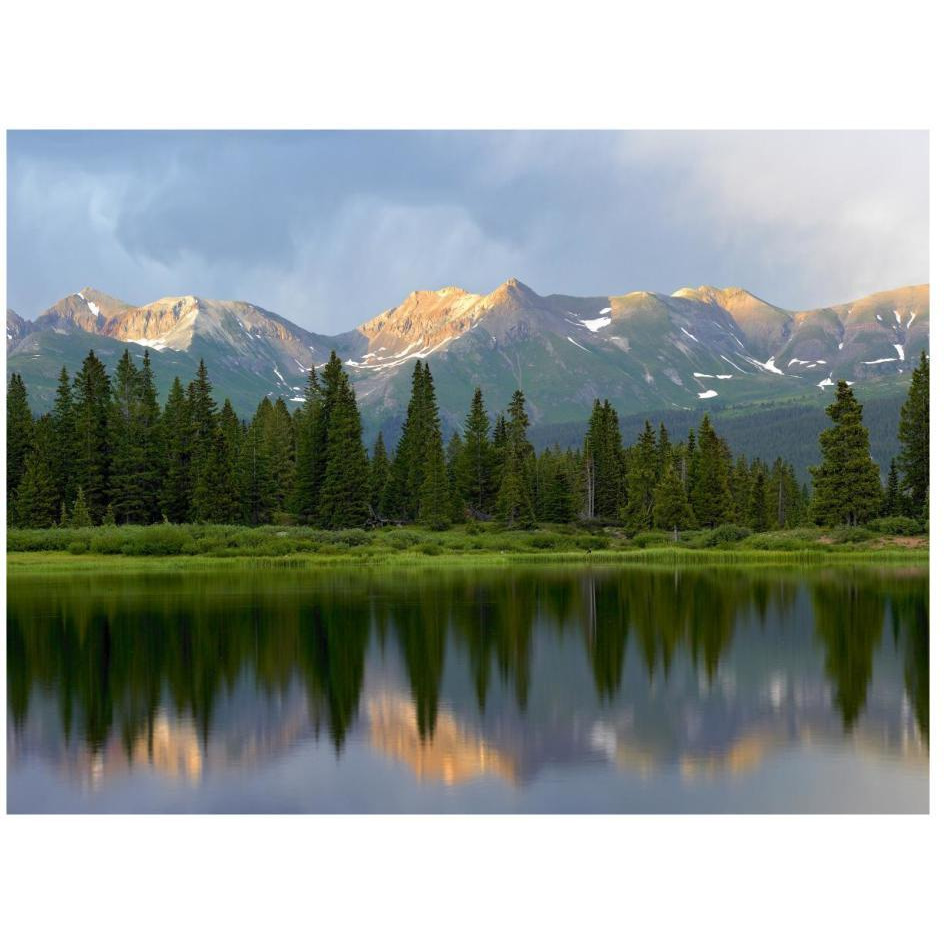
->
187 358 218 498
160 377 192 522
72 350 112 522
456 388 497 515
416 365 452 529
730 455 752 527
193 399 242 522
238 401 275 525
6 373 34 515
750 465 770 531
51 367 77 510
810 381 883 526
898 350 929 517
318 368 370 528
445 431 465 523
419 435 452 529
137 351 164 522
292 367 324 523
690 415 734 528
368 431 390 516
108 350 147 523
492 413 508 456
266 398 296 515
652 463 696 533
384 361 433 521
584 400 624 519
883 458 903 518
71 487 92 528
623 421 659 530
14 417 59 528
495 390 535 527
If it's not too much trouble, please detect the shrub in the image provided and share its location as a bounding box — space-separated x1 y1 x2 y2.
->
383 530 423 550
67 540 87 555
866 516 924 536
828 525 872 544
576 535 609 551
121 525 197 556
418 542 444 556
89 529 128 555
689 524 751 548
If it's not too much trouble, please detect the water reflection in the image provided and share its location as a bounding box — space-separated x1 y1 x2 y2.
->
7 566 928 810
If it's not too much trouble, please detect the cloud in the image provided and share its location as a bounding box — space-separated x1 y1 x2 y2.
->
7 131 928 330
616 131 929 307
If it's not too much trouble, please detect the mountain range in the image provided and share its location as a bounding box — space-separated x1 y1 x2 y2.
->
6 279 929 438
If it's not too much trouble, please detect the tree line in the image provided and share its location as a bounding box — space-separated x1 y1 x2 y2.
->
6 347 929 530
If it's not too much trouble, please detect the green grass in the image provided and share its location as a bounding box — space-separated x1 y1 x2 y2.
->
6 521 928 574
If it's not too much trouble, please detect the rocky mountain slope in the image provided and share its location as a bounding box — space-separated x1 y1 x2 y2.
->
7 280 929 429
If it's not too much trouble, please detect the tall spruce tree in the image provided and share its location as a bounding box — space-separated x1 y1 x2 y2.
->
292 367 324 523
318 366 370 528
51 367 77 510
384 362 427 520
193 399 243 522
445 431 465 523
108 350 148 523
883 458 903 517
368 431 390 515
72 350 112 522
137 351 164 522
584 399 624 519
416 365 452 529
266 398 296 515
6 373 34 512
898 350 929 517
652 463 696 533
14 416 59 528
623 420 659 530
187 359 218 500
810 381 883 526
457 388 497 516
750 465 770 531
495 390 535 527
690 415 734 528
160 377 192 522
238 401 276 525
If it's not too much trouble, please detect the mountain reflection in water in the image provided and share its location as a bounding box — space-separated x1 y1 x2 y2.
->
6 565 928 812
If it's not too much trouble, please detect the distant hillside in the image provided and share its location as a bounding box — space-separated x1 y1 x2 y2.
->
530 392 909 482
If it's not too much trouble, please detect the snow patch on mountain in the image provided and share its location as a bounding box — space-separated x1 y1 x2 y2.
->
581 316 611 332
567 336 591 353
697 390 718 399
893 343 905 361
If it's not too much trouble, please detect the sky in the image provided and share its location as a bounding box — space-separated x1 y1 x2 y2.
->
6 130 928 334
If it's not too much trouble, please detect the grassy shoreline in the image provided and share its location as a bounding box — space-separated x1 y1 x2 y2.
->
7 528 928 575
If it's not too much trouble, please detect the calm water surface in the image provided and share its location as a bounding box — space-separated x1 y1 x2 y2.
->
7 565 928 813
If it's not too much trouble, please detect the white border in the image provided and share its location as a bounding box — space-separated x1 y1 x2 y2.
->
1 1 938 942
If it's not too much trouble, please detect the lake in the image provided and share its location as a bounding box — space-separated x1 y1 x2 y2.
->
6 564 928 813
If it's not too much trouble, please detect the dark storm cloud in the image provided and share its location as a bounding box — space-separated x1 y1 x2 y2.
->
6 130 928 332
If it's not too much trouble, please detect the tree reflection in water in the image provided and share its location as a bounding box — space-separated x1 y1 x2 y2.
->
7 567 928 772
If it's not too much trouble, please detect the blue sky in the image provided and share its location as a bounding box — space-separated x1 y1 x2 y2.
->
7 130 928 333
